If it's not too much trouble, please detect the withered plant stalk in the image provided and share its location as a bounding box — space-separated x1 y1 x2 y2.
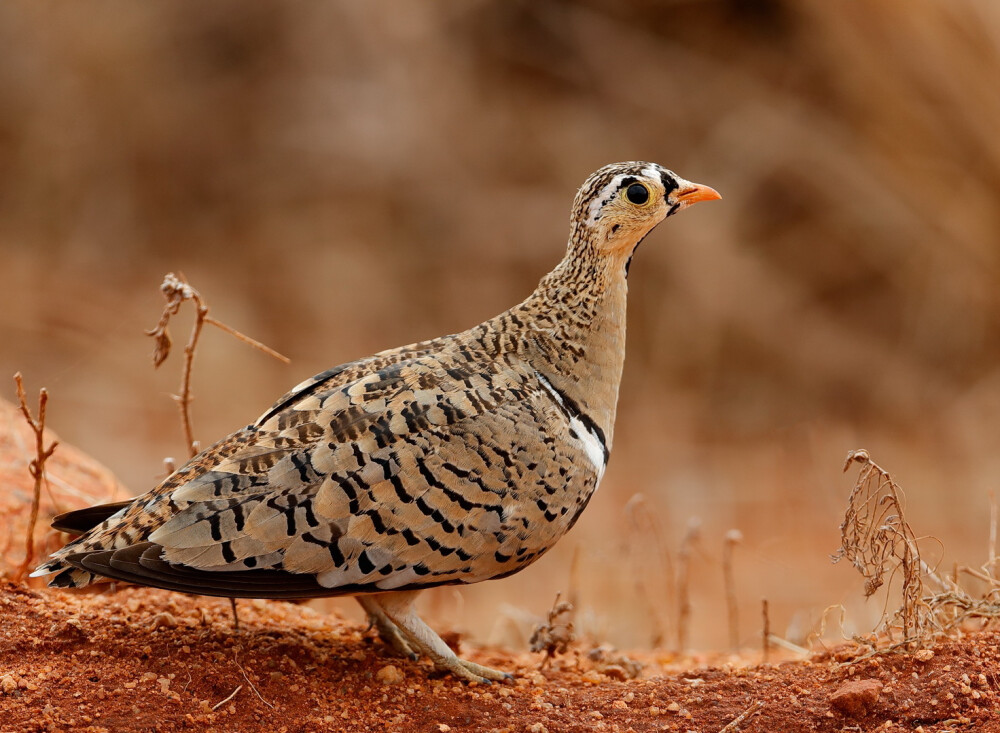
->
833 449 929 642
13 372 58 582
761 599 771 663
676 517 701 653
529 592 576 669
623 493 673 647
722 529 743 652
146 273 290 458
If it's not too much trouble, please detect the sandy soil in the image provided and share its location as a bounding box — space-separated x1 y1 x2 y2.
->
2 579 1000 733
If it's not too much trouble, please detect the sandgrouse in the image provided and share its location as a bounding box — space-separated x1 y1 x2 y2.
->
33 162 720 682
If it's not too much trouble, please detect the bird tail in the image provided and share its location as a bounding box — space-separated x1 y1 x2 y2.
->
29 500 134 587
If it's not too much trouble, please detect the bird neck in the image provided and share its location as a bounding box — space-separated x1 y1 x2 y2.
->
500 244 630 449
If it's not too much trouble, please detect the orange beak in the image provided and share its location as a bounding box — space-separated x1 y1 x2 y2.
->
674 182 722 206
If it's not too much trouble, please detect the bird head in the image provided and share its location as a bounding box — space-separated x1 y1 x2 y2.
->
572 161 721 259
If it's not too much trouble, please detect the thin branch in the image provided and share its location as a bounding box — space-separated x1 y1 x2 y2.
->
233 654 274 709
204 316 290 364
13 373 58 582
722 529 743 652
211 685 242 711
717 701 764 733
676 517 701 653
761 599 770 663
146 273 289 458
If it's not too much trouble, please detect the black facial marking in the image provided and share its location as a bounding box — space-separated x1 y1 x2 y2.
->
660 171 678 195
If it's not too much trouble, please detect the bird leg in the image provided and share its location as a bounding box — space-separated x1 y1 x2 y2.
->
356 595 415 659
368 591 511 684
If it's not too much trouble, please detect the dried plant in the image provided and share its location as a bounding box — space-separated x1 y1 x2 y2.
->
722 529 743 652
11 373 58 582
834 449 1000 656
761 599 771 663
676 517 701 652
833 449 932 641
146 272 289 458
529 592 576 669
623 493 674 647
584 645 644 680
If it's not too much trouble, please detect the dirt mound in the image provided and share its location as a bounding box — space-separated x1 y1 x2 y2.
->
0 580 998 732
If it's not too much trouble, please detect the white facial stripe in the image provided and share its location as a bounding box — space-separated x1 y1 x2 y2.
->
534 370 608 483
586 173 631 226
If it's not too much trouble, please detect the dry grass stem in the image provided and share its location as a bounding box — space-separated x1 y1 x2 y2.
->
988 491 998 578
233 654 274 709
761 599 771 663
146 273 289 458
722 529 743 652
529 592 576 669
12 373 58 583
717 700 764 733
211 685 242 711
676 517 701 653
623 494 673 647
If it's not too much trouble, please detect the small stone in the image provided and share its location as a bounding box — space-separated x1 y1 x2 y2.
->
830 679 883 717
915 649 934 662
666 702 680 712
0 675 16 695
527 724 548 733
376 665 404 685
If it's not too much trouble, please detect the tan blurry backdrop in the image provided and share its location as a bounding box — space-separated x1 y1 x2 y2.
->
2 0 999 652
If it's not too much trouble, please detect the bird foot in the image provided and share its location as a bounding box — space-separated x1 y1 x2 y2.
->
435 657 512 684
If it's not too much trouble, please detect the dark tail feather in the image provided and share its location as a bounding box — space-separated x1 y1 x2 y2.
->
51 501 132 534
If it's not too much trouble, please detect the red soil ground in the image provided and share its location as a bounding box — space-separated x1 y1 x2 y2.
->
2 580 1000 732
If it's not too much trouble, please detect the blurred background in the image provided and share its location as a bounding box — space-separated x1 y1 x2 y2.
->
2 0 999 653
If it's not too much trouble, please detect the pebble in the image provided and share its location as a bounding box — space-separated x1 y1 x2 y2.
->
376 665 404 685
830 679 883 718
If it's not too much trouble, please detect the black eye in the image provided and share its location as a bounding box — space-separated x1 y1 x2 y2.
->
624 183 650 205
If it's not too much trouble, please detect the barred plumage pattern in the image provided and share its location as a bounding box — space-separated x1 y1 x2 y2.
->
33 161 719 681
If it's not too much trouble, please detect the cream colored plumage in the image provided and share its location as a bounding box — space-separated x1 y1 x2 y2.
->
33 162 720 682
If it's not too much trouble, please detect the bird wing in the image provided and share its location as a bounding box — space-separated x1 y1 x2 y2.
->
41 340 601 597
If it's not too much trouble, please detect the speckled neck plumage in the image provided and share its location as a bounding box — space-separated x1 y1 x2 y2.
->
495 243 629 451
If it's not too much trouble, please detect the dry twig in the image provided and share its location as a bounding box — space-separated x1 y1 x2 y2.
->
529 592 576 669
233 653 274 709
722 529 743 652
676 517 701 652
761 599 771 663
146 272 289 458
211 685 242 711
13 373 58 582
717 700 764 733
623 494 674 647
